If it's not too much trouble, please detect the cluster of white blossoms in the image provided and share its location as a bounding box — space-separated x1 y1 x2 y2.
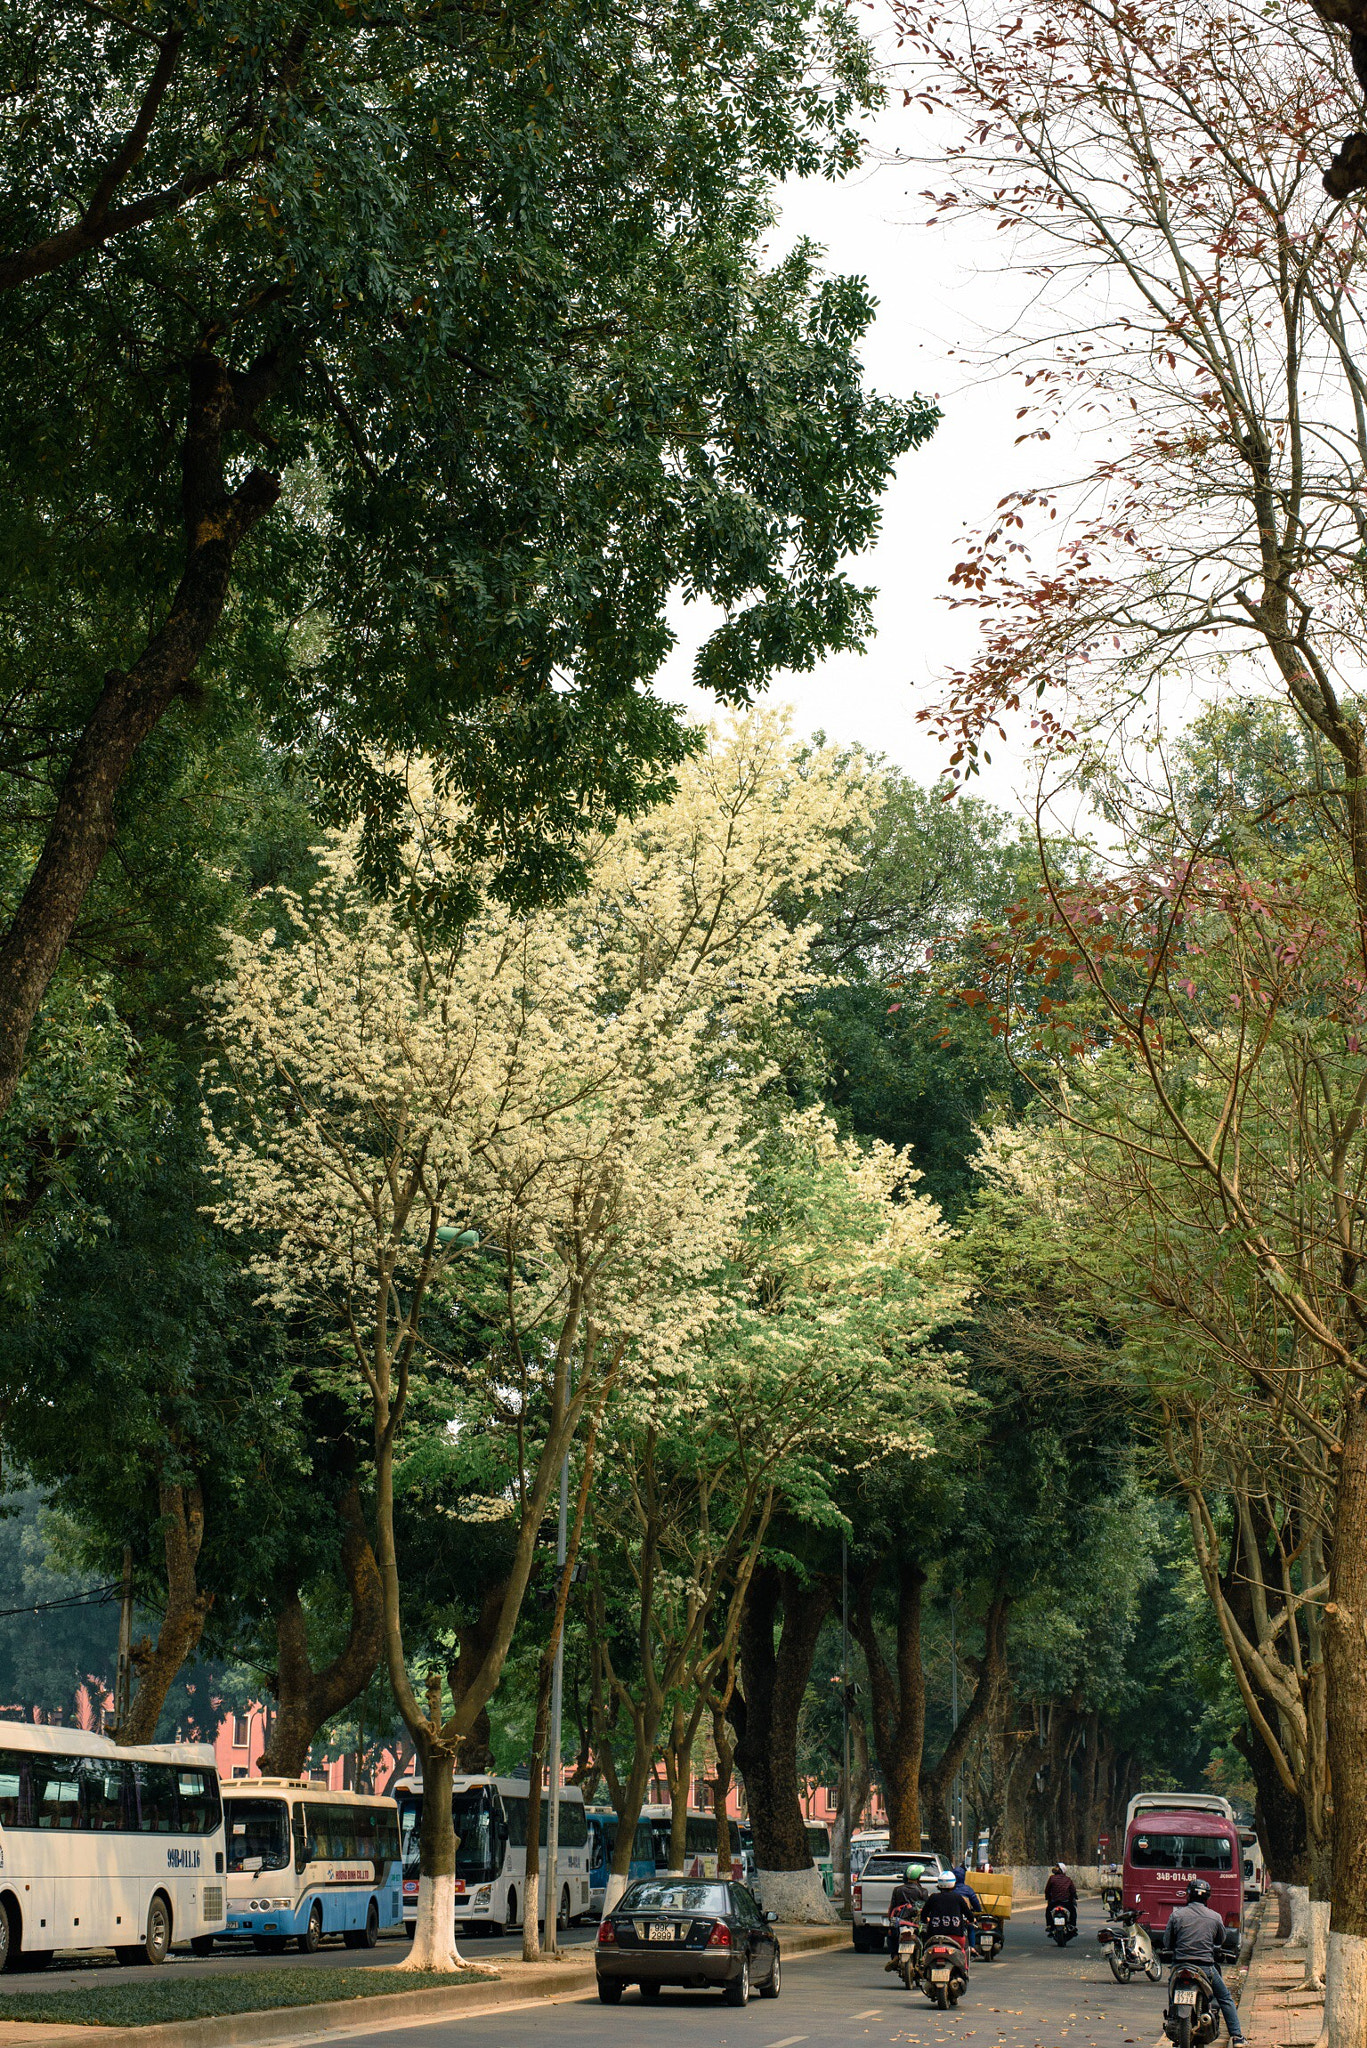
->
199 713 879 1380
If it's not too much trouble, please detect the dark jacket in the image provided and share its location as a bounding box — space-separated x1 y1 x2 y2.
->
952 1867 983 1913
1164 1900 1230 1967
1045 1871 1077 1908
890 1881 930 1917
920 1891 972 1942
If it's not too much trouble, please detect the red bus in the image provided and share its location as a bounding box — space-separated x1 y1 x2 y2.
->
1122 1804 1242 1933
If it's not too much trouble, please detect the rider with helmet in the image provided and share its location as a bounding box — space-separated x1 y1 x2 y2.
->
884 1863 931 1965
919 1869 975 1945
1162 1877 1247 2045
1044 1860 1078 1936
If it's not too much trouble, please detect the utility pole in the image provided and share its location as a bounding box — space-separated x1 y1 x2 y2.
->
543 1446 569 1955
950 1597 961 1864
841 1537 852 1914
113 1546 133 1736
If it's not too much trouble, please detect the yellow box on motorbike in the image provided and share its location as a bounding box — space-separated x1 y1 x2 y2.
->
971 1873 1013 1919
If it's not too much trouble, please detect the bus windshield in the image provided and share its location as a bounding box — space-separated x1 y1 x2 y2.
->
1130 1833 1233 1871
225 1798 291 1873
398 1790 499 1882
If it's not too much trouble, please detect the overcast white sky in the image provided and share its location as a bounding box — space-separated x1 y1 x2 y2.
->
656 94 1075 820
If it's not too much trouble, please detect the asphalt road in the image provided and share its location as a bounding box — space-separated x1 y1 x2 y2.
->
281 1898 1172 2048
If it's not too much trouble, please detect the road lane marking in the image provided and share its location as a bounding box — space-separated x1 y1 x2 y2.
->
764 2037 808 2046
851 2009 884 2018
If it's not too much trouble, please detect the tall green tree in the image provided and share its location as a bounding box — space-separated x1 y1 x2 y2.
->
0 0 934 1118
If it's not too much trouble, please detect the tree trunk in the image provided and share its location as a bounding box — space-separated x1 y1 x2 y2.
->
664 1700 690 1874
117 1479 213 1746
732 1564 835 1922
1238 1725 1310 1885
447 1577 510 1778
522 1652 555 1961
920 1591 1010 1852
257 1484 384 1776
0 346 282 1119
1323 1386 1367 2042
830 1711 872 1875
851 1559 925 1853
711 1697 737 1878
408 1732 459 1971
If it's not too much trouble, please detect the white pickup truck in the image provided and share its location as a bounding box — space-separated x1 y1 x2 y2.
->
851 1849 947 1952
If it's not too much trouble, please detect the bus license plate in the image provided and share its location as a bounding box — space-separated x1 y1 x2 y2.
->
931 1968 951 1982
1174 1989 1197 2007
650 1923 676 1942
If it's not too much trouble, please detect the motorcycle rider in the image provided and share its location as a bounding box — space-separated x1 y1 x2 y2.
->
920 1869 974 1949
952 1864 984 1954
1044 1860 1078 1937
884 1862 931 1967
1162 1877 1247 2045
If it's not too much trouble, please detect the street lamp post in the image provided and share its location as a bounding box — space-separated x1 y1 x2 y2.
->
543 1446 569 1954
842 1537 852 1914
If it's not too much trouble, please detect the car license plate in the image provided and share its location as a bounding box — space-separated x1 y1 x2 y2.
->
931 1968 951 1982
1174 1989 1197 2007
650 1922 676 1942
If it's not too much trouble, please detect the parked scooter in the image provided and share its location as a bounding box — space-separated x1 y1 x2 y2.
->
1046 1903 1077 1947
915 1930 970 2008
1096 1911 1162 1984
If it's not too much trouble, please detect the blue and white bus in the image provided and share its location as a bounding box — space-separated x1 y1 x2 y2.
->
0 1722 225 1971
586 1810 656 1916
393 1774 590 1938
220 1780 401 1951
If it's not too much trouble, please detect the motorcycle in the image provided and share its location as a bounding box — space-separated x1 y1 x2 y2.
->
916 1931 970 2009
894 1915 921 1989
1161 1962 1223 2047
1096 1911 1162 1984
1046 1902 1077 1947
1101 1882 1123 1918
974 1910 1004 1961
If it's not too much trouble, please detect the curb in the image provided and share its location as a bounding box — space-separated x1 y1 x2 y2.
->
0 1925 849 2048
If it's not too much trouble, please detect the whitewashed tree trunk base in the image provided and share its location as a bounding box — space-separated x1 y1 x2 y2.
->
1322 1931 1367 2048
753 1864 839 1923
603 1872 630 1916
1286 1885 1312 1947
1304 1900 1331 1990
522 1872 541 1962
400 1875 497 1975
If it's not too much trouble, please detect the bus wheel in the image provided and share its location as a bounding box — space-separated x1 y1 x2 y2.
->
345 1902 380 1951
119 1895 171 1967
504 1891 518 1934
558 1887 571 1932
0 1897 11 1974
298 1902 324 1954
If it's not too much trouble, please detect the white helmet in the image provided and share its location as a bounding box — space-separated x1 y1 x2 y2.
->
937 1871 957 1890
1054 1862 1068 1873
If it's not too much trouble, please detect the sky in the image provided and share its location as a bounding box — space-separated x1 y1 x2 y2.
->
654 92 1077 821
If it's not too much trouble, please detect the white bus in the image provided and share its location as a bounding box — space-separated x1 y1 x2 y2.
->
392 1773 590 1937
220 1781 402 1951
0 1721 225 1972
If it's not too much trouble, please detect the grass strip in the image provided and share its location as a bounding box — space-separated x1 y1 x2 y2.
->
0 1964 489 2028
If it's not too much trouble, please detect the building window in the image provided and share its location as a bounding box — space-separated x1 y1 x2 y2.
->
232 1766 248 1778
232 1713 249 1748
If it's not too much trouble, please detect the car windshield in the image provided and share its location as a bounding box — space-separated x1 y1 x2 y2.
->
225 1798 291 1873
1131 1833 1233 1871
620 1881 730 1916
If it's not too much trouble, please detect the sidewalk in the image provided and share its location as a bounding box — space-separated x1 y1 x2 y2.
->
1240 1898 1324 2048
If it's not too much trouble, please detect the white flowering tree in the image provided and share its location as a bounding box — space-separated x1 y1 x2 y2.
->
201 714 869 1970
587 1109 967 1921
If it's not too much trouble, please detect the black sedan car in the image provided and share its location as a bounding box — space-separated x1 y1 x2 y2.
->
595 1878 781 2006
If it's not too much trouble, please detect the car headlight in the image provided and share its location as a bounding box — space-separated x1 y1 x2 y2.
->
474 1886 491 1906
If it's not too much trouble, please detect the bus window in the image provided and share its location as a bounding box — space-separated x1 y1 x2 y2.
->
176 1770 221 1837
452 1787 498 1879
226 1798 292 1872
0 1755 22 1827
1130 1833 1234 1872
35 1756 80 1829
131 1760 178 1833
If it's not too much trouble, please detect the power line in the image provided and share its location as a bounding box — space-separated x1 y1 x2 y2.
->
0 1582 121 1621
